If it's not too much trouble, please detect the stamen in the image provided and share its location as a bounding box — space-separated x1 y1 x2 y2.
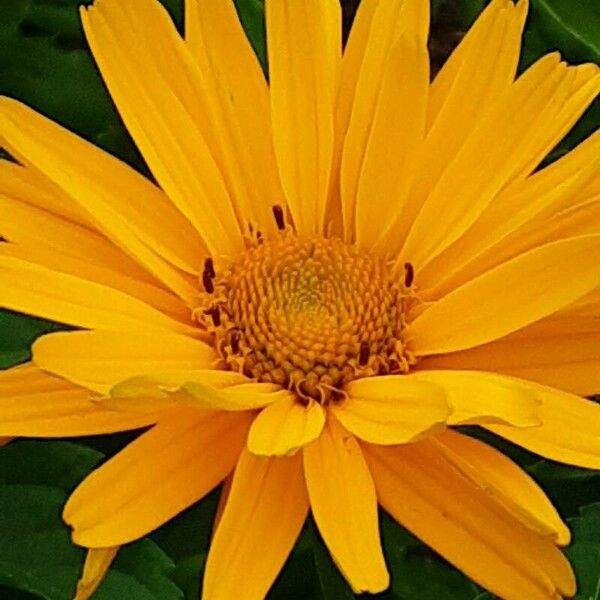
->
206 306 221 327
230 330 240 354
204 257 215 279
359 341 370 366
272 205 286 231
404 261 414 288
202 270 214 293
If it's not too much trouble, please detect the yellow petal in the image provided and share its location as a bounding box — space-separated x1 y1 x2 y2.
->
486 382 600 469
185 0 282 233
247 396 325 456
427 0 526 131
332 375 449 444
364 441 575 600
400 55 599 270
0 255 197 336
0 365 157 437
408 370 541 426
419 130 600 297
73 547 118 600
433 430 570 545
266 0 340 235
64 410 251 546
356 33 429 254
303 416 389 593
0 160 87 226
203 449 308 600
421 314 600 396
0 194 155 286
32 330 216 394
181 380 289 412
81 1 241 258
0 98 205 297
341 0 429 241
406 235 600 355
0 243 189 323
102 370 253 413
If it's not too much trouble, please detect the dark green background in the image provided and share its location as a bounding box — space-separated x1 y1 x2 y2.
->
0 0 599 598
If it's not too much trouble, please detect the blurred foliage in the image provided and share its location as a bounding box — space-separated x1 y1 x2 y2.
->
0 0 599 598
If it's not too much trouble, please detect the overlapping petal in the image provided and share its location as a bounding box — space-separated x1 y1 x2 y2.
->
248 396 325 456
332 375 449 444
32 330 217 393
266 0 340 235
64 410 251 546
203 449 308 600
0 365 157 437
364 440 575 600
406 235 600 355
303 416 389 593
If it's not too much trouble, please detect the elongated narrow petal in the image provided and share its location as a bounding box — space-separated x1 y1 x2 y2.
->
0 256 197 336
203 449 308 600
406 235 600 355
303 417 389 593
266 0 340 235
419 130 600 296
73 547 119 600
185 0 283 233
0 245 190 324
0 365 157 437
486 382 600 469
400 56 600 269
64 410 251 546
364 441 575 600
332 375 449 444
0 194 155 285
421 315 600 396
433 430 570 544
356 34 429 253
81 0 241 259
407 370 541 426
341 0 429 241
0 98 204 299
248 396 325 456
0 160 87 226
32 330 216 393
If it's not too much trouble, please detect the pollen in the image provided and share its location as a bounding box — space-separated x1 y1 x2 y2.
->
197 231 412 402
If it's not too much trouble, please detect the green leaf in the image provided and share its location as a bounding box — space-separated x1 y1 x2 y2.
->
528 0 600 64
0 441 183 600
307 521 354 600
0 311 64 370
0 0 143 167
234 0 267 71
527 461 600 519
380 512 483 600
566 504 600 600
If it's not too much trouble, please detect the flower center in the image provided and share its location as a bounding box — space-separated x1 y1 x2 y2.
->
197 226 412 402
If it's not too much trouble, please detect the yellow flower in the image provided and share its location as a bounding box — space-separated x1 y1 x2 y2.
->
0 0 599 598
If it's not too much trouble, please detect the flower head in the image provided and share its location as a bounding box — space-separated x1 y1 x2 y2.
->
0 0 599 599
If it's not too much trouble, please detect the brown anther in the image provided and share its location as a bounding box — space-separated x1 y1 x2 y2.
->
202 270 214 293
206 306 221 327
256 230 263 243
272 205 286 231
230 330 240 354
404 261 415 288
204 257 215 279
359 341 370 366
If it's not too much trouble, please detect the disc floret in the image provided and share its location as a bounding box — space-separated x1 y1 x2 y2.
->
197 229 412 402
